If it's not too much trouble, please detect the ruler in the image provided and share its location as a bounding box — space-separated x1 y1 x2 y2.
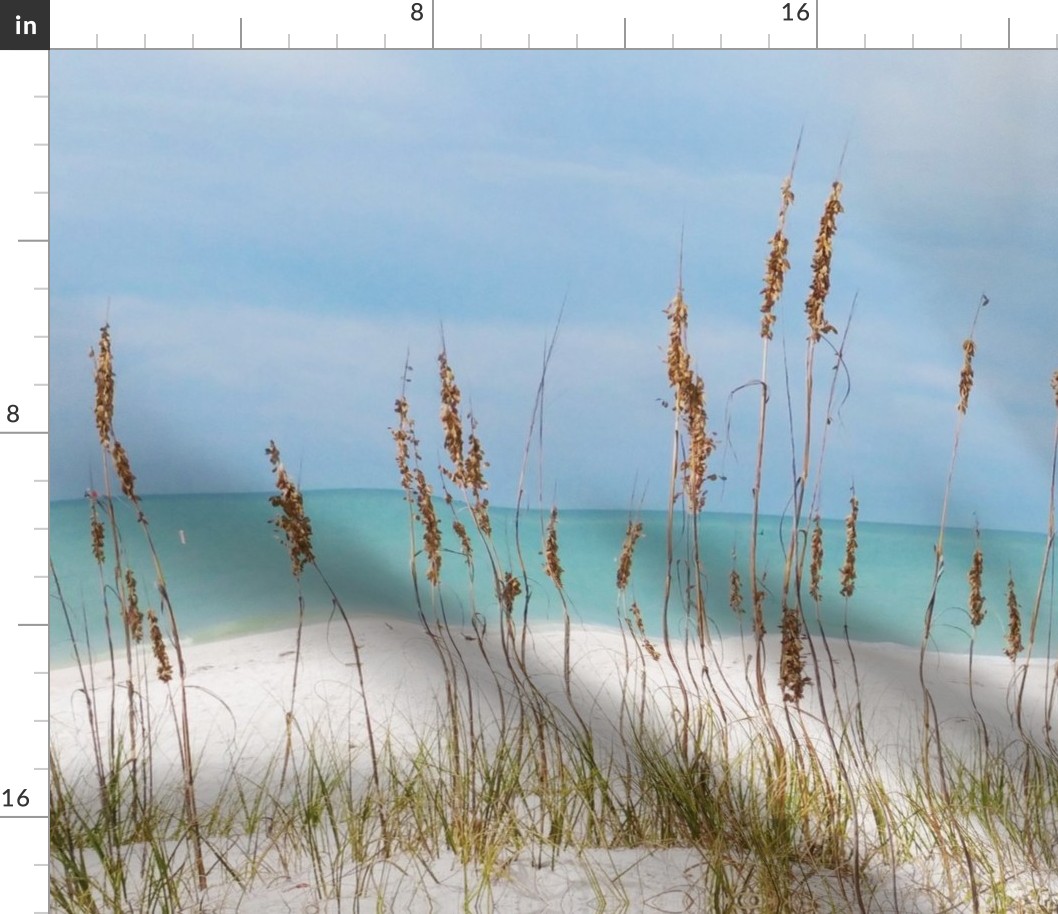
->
41 1 1058 49
0 14 49 911
4 1 1055 912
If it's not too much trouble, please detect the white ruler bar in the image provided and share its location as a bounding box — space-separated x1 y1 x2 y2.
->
48 0 1058 49
0 39 50 914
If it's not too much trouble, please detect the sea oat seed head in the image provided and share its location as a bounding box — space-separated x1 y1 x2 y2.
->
93 324 115 447
498 571 521 613
438 350 465 484
664 290 716 513
1004 572 1023 661
805 181 842 342
779 605 810 702
629 601 660 661
809 517 824 602
147 608 172 682
729 561 745 616
110 438 140 506
266 440 316 578
124 568 144 643
968 547 985 628
89 505 106 566
839 495 859 599
543 506 563 589
617 520 644 591
958 338 976 414
760 175 795 339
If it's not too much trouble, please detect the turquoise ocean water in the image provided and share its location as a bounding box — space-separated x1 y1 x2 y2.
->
49 488 1054 667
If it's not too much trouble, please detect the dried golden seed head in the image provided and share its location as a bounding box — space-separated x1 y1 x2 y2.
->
498 571 522 613
617 520 644 591
464 429 489 496
729 564 745 616
266 440 316 578
470 499 492 539
409 467 442 586
779 605 810 702
1051 370 1058 409
809 518 824 602
957 338 976 414
664 290 716 513
452 519 473 561
110 438 139 505
543 506 563 589
1004 573 1023 661
124 568 144 643
438 350 465 482
839 495 859 599
805 181 843 342
89 507 106 566
392 396 417 498
968 547 985 627
628 601 660 661
147 608 172 683
92 324 115 446
760 176 795 339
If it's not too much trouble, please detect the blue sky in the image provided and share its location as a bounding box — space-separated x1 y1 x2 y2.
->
51 52 1058 532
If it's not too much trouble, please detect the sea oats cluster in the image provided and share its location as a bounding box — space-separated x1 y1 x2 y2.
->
438 349 492 537
968 546 986 628
124 568 144 644
89 500 105 565
664 290 716 514
91 323 140 509
1004 572 1023 660
779 601 810 702
630 601 660 661
958 338 977 415
760 176 795 340
147 608 172 683
839 495 859 599
804 181 842 342
616 520 644 592
729 558 745 617
809 517 824 603
543 506 563 590
265 440 316 578
393 393 445 584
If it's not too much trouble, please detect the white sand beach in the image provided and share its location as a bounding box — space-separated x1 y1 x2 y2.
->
50 616 1058 913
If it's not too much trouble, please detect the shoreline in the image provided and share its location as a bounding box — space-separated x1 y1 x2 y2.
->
50 615 1056 784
